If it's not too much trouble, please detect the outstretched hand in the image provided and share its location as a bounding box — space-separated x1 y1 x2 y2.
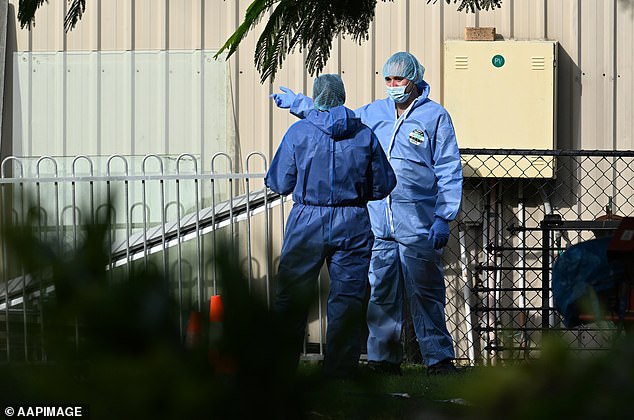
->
270 86 297 109
428 218 450 249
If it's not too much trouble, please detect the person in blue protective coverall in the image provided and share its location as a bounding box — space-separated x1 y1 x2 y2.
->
271 52 463 376
265 74 397 378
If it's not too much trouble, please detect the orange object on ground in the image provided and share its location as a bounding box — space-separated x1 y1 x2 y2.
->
207 294 236 373
209 295 223 322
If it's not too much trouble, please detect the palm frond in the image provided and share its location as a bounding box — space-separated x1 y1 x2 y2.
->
64 0 86 32
252 0 303 82
253 0 378 82
244 0 503 82
304 0 377 75
17 0 47 29
18 0 87 32
215 0 280 59
428 0 503 13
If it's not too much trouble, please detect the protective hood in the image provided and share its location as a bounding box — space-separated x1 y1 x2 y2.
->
415 80 430 100
304 105 364 140
408 80 431 110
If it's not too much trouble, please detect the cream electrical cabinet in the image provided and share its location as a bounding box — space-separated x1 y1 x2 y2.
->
444 40 558 178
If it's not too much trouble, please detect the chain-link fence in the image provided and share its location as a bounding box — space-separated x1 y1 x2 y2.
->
437 149 634 366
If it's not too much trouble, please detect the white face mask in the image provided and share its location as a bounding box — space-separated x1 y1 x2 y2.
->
386 83 411 103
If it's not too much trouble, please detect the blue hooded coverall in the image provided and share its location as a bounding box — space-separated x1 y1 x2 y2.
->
285 81 463 368
265 105 396 376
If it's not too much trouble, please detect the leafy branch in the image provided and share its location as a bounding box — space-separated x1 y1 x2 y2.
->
18 0 86 32
216 0 503 83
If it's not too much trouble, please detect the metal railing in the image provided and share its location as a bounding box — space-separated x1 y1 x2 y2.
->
1 149 633 365
0 152 288 363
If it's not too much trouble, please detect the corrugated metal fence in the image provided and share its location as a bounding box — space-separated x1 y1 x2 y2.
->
1 149 634 366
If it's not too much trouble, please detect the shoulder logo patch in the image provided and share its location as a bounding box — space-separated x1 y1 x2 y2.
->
409 129 425 145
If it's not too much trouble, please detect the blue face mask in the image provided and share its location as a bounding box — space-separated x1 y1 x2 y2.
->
386 84 411 103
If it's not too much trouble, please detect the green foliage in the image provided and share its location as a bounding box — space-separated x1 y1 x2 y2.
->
460 335 634 420
5 198 634 419
0 203 309 419
17 0 86 32
216 0 503 82
64 0 86 32
217 0 379 82
0 198 466 419
438 0 502 13
16 0 47 30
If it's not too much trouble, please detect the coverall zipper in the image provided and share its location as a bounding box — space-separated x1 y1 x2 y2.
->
386 111 406 236
386 101 418 236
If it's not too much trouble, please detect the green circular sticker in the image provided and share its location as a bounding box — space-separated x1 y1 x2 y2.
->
492 54 505 68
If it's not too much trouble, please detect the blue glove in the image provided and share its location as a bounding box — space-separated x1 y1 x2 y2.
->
428 218 450 249
270 86 297 109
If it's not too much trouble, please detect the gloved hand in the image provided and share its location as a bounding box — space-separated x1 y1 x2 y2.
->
428 218 450 249
270 86 297 109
